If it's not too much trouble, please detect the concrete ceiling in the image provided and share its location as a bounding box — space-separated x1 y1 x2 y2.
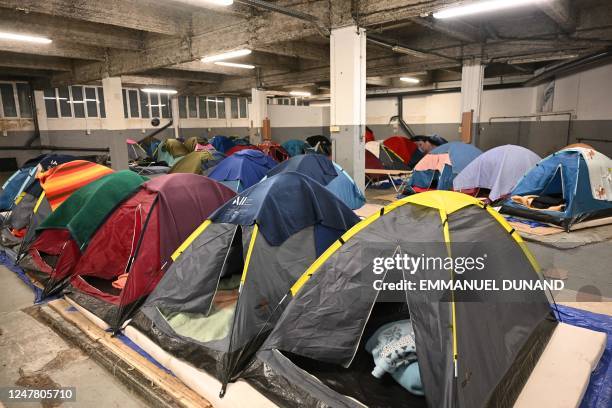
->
0 0 611 95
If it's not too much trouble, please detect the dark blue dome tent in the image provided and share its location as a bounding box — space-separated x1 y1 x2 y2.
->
266 154 365 209
130 172 360 397
208 149 277 192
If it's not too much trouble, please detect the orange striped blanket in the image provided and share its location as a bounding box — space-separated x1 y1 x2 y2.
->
37 160 113 210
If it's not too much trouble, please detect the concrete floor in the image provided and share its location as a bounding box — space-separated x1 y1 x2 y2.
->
0 265 148 408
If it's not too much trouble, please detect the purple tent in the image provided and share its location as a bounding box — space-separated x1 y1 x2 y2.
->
453 145 541 201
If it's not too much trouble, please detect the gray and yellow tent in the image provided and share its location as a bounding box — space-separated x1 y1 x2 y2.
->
169 150 221 175
245 191 556 407
131 172 360 395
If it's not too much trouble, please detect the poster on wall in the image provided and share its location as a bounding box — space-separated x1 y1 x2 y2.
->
538 80 555 112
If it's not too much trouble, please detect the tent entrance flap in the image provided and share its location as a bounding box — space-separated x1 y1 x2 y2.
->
540 165 565 199
283 302 426 408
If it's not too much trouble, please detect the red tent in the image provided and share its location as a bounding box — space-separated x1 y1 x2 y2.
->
257 141 289 162
226 144 261 156
30 174 235 330
365 127 375 143
383 136 422 168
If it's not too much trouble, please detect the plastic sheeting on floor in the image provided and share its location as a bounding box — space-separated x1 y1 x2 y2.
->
554 304 612 408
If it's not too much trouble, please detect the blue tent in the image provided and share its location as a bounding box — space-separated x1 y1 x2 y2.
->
211 171 360 250
501 148 612 230
208 149 277 192
266 154 365 209
405 142 482 195
210 135 236 153
0 154 77 211
0 167 38 211
282 140 312 157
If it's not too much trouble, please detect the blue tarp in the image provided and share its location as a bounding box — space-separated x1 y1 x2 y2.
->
553 305 612 408
208 149 277 192
210 136 236 153
210 172 360 246
265 155 366 209
0 167 37 210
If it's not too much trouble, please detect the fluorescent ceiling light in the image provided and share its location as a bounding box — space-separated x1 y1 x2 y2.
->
202 0 233 5
289 91 311 97
141 88 177 94
400 77 420 84
201 49 251 63
0 32 52 44
215 61 255 69
433 0 547 19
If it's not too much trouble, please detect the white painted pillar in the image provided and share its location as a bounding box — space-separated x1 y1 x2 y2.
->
102 77 129 170
171 95 180 138
249 88 268 144
460 59 484 144
33 90 50 148
330 25 366 191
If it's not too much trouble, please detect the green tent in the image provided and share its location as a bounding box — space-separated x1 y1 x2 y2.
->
169 151 216 175
38 170 147 249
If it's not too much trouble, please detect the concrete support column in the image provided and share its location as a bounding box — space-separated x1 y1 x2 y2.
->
171 95 180 138
330 25 366 191
101 77 129 170
249 88 268 144
460 59 484 144
33 90 50 149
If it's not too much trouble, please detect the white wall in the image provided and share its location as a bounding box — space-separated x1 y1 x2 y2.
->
268 104 329 128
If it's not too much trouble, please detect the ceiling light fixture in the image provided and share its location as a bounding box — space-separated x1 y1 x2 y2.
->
214 61 255 69
289 91 311 97
203 0 234 5
141 88 178 94
0 32 52 44
201 49 251 63
433 0 547 19
400 77 420 84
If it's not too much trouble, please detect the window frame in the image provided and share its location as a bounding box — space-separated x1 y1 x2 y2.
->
0 81 33 119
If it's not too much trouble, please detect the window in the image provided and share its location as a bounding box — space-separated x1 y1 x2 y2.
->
239 98 248 118
122 89 129 118
207 97 217 118
230 97 239 119
84 87 98 117
43 85 105 119
128 89 139 118
139 90 149 118
16 83 33 118
97 87 106 118
58 86 72 117
0 83 18 118
150 93 160 118
198 96 208 118
188 96 198 118
71 86 85 118
178 96 187 118
160 94 170 119
44 88 58 118
217 97 226 118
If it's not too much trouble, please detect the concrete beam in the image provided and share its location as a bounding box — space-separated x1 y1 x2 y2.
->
359 0 456 26
144 69 223 83
0 9 144 50
0 0 190 35
0 52 72 71
538 0 576 33
252 41 329 61
410 17 482 43
49 11 320 86
0 39 105 60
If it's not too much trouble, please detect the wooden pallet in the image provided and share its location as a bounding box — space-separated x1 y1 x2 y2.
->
47 299 212 408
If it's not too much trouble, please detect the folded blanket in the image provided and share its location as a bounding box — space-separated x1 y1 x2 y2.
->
511 195 565 212
365 320 424 396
